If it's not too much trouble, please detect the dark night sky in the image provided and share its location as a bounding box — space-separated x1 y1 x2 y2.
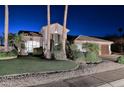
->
0 5 124 37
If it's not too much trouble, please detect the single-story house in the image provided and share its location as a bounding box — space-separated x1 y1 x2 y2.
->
18 23 69 56
18 23 114 56
74 35 114 55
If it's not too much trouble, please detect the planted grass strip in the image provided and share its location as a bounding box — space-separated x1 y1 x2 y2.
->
0 57 78 76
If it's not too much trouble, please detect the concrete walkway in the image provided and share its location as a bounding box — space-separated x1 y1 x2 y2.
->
33 68 124 87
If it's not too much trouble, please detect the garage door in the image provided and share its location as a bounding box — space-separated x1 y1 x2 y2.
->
101 44 109 55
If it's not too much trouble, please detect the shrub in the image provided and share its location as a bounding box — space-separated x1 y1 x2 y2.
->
68 44 79 60
72 51 82 60
0 52 8 57
53 50 66 60
83 43 99 54
8 50 18 56
75 52 86 63
0 49 17 58
52 43 67 60
33 47 43 56
117 56 124 64
66 43 85 62
70 44 78 51
85 51 102 64
11 49 18 55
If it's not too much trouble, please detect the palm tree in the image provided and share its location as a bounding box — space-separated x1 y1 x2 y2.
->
4 5 9 51
46 5 51 59
62 5 68 58
118 28 123 53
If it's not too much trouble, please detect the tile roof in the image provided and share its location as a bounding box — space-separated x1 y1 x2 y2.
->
18 30 42 37
42 23 70 32
75 35 113 43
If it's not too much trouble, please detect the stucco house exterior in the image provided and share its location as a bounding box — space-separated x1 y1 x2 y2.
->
18 23 113 56
40 23 69 57
18 23 69 56
74 35 114 55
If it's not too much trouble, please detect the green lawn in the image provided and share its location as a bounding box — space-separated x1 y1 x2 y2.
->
0 57 78 76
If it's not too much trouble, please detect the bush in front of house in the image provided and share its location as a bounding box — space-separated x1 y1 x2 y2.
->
67 44 79 60
33 47 43 56
83 43 99 54
0 49 18 58
85 51 102 64
52 43 67 60
53 50 67 60
117 56 124 64
66 43 102 64
8 49 18 56
74 52 86 63
66 43 85 62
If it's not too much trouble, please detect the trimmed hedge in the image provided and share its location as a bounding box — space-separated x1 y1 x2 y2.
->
117 56 124 64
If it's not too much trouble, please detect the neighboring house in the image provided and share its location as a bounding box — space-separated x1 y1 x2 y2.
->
74 35 114 55
18 23 69 55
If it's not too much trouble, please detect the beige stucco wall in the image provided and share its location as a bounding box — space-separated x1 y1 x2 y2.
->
40 23 69 56
74 41 112 55
20 35 43 55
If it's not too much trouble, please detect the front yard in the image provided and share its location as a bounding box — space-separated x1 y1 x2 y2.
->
0 57 78 76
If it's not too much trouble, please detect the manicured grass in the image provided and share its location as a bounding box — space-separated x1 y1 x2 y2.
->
0 57 78 76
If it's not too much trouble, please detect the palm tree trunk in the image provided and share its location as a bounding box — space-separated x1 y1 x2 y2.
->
46 5 51 59
62 5 68 57
4 5 9 51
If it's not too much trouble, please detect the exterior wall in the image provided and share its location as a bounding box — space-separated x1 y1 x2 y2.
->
74 41 112 55
40 24 69 57
20 35 43 55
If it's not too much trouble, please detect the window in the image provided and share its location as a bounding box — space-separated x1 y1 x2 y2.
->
25 41 40 53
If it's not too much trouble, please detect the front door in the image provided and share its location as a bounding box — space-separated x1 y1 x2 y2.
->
101 44 109 55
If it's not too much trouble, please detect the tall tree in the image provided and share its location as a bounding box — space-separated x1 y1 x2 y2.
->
62 5 68 57
4 5 9 51
46 5 51 59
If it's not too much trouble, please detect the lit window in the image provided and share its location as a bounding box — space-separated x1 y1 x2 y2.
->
25 41 40 53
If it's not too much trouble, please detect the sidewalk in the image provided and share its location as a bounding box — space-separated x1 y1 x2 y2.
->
34 68 124 87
